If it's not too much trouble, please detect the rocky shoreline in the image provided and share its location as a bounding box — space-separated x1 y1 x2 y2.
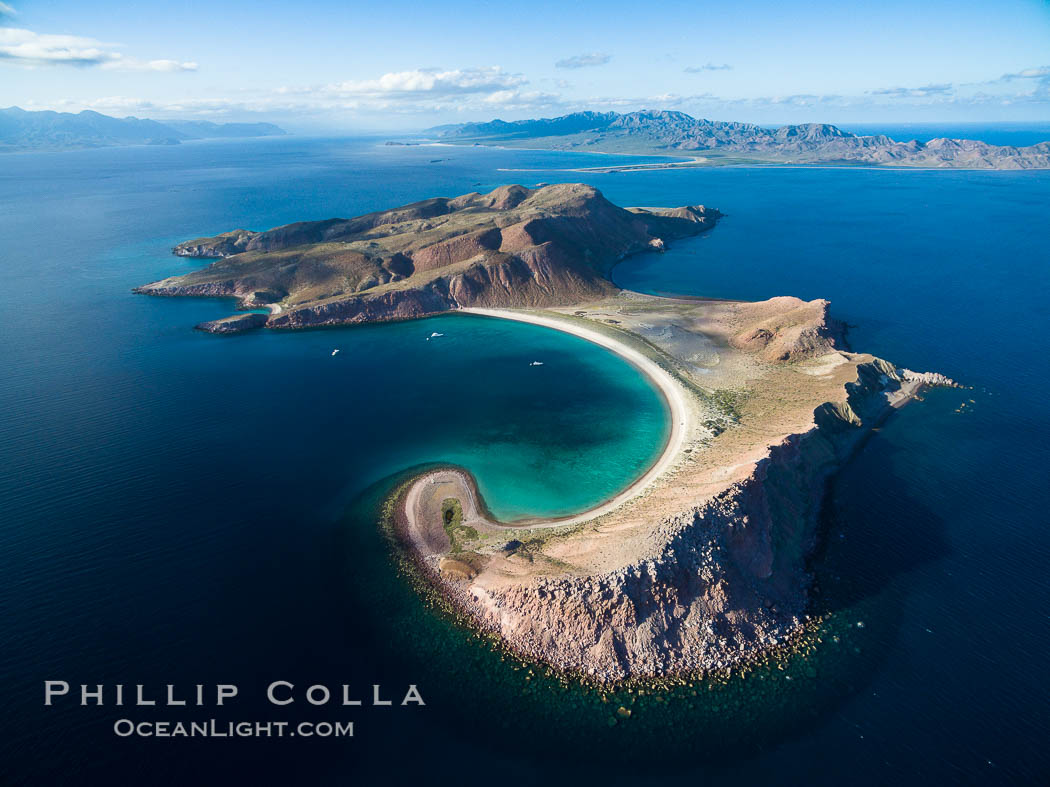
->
389 304 958 683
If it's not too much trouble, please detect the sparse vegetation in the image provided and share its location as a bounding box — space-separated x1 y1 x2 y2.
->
709 388 746 422
441 497 478 553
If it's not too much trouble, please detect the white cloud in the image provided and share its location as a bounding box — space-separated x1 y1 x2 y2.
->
0 27 196 71
32 70 561 120
555 53 611 69
0 28 113 66
326 67 525 98
0 2 16 19
38 95 256 117
28 60 1050 127
101 57 198 72
477 89 561 110
246 67 541 115
999 66 1050 81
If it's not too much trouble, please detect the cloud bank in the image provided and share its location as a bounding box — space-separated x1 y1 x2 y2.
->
21 58 1050 126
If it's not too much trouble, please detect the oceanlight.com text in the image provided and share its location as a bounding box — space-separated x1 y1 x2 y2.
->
112 719 354 738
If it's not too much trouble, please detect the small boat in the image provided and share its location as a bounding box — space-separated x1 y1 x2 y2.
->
430 332 444 338
529 361 543 366
331 349 340 356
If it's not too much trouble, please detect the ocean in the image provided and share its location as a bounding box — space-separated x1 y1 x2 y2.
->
838 121 1050 147
1 132 1048 784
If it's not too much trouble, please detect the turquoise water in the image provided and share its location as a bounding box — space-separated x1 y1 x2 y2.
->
2 134 1049 784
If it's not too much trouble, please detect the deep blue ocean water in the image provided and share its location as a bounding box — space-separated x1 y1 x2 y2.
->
1 133 1048 784
839 121 1050 147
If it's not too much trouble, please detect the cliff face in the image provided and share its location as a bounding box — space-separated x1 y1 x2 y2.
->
418 355 932 682
136 184 720 329
172 230 257 258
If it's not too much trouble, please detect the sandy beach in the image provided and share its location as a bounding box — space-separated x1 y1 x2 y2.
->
447 307 691 527
398 304 696 572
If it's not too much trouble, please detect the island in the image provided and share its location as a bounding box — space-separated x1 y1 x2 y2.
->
431 110 1050 170
137 184 955 682
135 183 720 328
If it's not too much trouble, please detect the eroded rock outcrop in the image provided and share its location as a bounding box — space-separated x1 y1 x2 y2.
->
730 297 847 361
195 312 269 333
174 230 257 258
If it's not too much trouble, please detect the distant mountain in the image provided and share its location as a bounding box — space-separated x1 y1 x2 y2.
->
433 110 1050 169
0 107 286 152
162 120 287 140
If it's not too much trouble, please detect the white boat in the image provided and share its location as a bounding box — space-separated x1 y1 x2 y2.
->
331 349 340 356
430 332 444 338
529 361 543 366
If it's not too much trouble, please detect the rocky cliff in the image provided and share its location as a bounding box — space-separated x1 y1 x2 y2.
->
410 355 939 681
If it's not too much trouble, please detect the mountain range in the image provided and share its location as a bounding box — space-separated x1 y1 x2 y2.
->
0 107 286 152
434 110 1050 169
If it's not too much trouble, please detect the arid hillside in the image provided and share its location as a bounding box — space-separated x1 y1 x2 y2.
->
136 184 720 330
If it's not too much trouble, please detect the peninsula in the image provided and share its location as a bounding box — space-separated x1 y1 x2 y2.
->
138 185 954 681
431 110 1050 170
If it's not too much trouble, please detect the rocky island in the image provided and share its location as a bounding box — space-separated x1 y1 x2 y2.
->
136 183 720 328
138 184 954 682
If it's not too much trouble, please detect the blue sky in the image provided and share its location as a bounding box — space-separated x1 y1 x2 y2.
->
1 0 1049 129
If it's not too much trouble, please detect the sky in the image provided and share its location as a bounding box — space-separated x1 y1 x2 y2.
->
1 0 1049 130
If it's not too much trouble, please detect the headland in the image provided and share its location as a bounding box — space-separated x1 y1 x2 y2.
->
388 295 954 681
